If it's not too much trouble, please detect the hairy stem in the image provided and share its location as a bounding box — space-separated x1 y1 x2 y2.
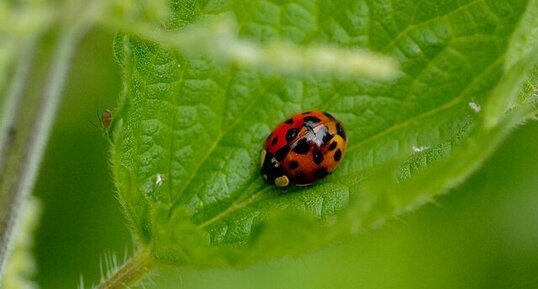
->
0 39 37 171
95 250 155 289
0 23 89 278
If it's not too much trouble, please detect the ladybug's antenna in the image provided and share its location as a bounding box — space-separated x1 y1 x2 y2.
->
89 104 103 129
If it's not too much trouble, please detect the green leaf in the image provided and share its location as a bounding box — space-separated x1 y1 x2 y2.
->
112 0 538 267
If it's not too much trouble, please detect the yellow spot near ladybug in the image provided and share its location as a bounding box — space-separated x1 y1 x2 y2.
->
260 149 266 167
275 175 289 187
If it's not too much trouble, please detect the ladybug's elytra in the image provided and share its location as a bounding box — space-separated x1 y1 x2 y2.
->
261 111 347 187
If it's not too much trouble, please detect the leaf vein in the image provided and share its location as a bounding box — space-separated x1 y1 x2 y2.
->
347 56 503 152
168 77 280 215
198 186 271 229
166 61 189 202
380 0 485 51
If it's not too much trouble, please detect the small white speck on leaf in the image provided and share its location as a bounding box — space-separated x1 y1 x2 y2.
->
155 174 164 186
412 146 429 153
469 101 481 112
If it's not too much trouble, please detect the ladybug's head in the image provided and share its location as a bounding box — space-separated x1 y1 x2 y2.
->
260 149 289 187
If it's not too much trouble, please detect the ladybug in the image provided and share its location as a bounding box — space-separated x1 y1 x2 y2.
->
261 111 347 187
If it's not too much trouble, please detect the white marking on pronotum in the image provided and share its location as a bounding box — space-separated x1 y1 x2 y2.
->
469 101 481 113
412 146 429 153
155 174 164 186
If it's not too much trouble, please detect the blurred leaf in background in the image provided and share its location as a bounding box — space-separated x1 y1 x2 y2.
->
32 29 129 289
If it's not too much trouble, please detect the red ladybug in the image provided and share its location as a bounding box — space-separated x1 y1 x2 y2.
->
261 111 347 187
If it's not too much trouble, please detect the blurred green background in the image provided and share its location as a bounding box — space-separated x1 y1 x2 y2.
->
32 28 538 289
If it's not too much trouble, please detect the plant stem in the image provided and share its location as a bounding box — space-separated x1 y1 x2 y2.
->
0 38 37 171
0 23 89 279
95 250 155 289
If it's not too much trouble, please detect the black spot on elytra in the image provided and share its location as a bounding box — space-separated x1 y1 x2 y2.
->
328 142 337 151
275 146 290 161
323 112 335 119
314 167 328 179
303 116 321 124
334 149 342 162
337 122 346 140
313 150 324 165
271 137 278 146
285 128 299 142
322 131 333 143
289 160 299 169
284 118 294 124
293 139 310 154
293 171 308 184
